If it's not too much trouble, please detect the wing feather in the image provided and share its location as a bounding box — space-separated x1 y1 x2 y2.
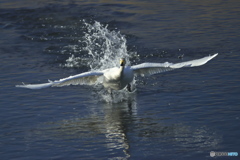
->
16 71 104 89
131 62 174 77
53 71 103 87
131 53 218 77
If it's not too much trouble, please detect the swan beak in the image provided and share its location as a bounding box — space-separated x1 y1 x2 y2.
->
120 58 125 66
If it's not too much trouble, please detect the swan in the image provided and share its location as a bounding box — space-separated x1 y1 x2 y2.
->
16 53 218 92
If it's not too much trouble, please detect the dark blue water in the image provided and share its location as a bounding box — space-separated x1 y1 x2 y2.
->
1 0 240 159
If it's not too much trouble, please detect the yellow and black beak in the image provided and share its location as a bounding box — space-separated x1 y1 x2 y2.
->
120 58 125 66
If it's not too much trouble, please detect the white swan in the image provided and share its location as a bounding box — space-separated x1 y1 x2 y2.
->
16 53 218 91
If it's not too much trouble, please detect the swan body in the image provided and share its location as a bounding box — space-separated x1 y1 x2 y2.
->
103 66 134 90
16 53 218 91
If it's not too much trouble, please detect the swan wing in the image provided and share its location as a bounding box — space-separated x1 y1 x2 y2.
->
16 71 104 89
131 62 175 77
131 53 218 76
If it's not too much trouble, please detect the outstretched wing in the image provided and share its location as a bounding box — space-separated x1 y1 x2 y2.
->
16 71 104 89
131 53 218 77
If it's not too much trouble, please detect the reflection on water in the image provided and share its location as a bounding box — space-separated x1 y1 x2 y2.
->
23 98 222 159
103 102 136 159
30 100 137 159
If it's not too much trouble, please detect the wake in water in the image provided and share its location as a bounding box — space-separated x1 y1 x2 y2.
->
63 20 137 103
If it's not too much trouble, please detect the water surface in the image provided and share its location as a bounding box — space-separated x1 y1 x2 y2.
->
0 0 240 159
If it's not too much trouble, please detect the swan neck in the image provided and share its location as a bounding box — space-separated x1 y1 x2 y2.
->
120 66 124 76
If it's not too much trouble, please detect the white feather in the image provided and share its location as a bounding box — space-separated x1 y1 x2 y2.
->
16 54 218 90
131 53 218 76
16 71 104 89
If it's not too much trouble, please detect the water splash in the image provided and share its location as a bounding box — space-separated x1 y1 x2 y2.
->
63 20 134 69
92 85 136 103
62 20 137 103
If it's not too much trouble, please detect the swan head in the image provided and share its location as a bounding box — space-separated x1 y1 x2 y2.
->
120 58 126 66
